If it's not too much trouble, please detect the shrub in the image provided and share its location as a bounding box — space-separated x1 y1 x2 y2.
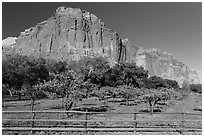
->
189 84 202 94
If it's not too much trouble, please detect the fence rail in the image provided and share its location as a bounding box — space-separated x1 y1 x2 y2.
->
2 110 202 115
2 110 202 134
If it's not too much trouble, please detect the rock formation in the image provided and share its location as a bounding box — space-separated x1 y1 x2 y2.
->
13 7 126 63
2 37 17 53
133 47 200 86
2 6 200 87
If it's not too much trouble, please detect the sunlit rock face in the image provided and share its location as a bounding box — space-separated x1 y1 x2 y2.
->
14 7 124 62
2 6 200 86
133 48 200 86
2 37 17 53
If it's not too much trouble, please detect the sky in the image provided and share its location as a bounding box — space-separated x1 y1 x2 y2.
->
2 2 202 81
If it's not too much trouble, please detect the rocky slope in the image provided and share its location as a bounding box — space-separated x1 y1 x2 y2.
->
2 6 200 87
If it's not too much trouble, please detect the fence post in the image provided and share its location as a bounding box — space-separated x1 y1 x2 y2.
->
180 112 184 134
31 111 36 134
134 109 137 132
85 109 88 134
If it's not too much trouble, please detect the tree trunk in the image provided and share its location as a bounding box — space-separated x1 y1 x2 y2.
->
18 92 21 101
150 106 153 114
2 96 5 108
65 100 74 117
149 100 153 115
30 98 35 111
102 97 105 106
154 99 159 108
103 98 106 106
126 98 129 106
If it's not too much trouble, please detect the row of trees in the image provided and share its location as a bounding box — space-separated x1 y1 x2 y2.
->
2 54 180 94
2 54 68 108
2 54 68 96
2 54 196 113
66 57 180 89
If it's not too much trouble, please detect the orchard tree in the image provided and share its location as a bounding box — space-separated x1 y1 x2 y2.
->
46 59 68 74
141 88 168 114
21 56 49 103
2 54 29 90
164 79 179 89
158 88 174 105
118 85 132 106
24 57 49 85
181 80 190 91
2 84 14 107
36 70 90 113
116 85 142 106
104 63 148 87
92 86 111 106
189 84 202 94
2 54 50 101
108 87 119 102
145 76 167 89
67 56 110 86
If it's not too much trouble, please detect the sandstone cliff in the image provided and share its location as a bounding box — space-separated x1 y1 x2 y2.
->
133 47 200 86
2 6 200 87
14 7 126 63
2 37 17 54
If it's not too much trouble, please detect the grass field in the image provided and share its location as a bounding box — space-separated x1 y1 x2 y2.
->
2 93 202 135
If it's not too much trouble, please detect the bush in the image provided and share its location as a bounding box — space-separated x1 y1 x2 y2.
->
190 84 202 94
144 76 179 89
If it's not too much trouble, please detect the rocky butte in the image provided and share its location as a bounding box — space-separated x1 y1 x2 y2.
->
2 6 200 87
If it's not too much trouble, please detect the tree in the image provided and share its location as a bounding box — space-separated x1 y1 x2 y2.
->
141 88 167 114
2 54 29 90
104 63 148 87
22 85 41 111
189 84 202 94
116 85 142 106
164 79 179 89
24 57 49 86
46 59 68 74
108 87 118 102
145 76 167 89
181 80 190 91
67 56 110 87
2 54 50 101
2 84 14 107
158 88 173 105
21 56 50 103
91 86 114 106
35 70 87 114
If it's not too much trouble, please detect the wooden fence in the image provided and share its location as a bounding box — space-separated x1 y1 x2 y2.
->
2 110 202 134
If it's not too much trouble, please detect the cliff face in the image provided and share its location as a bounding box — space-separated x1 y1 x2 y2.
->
2 37 17 54
133 48 200 86
2 6 200 86
14 7 126 63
